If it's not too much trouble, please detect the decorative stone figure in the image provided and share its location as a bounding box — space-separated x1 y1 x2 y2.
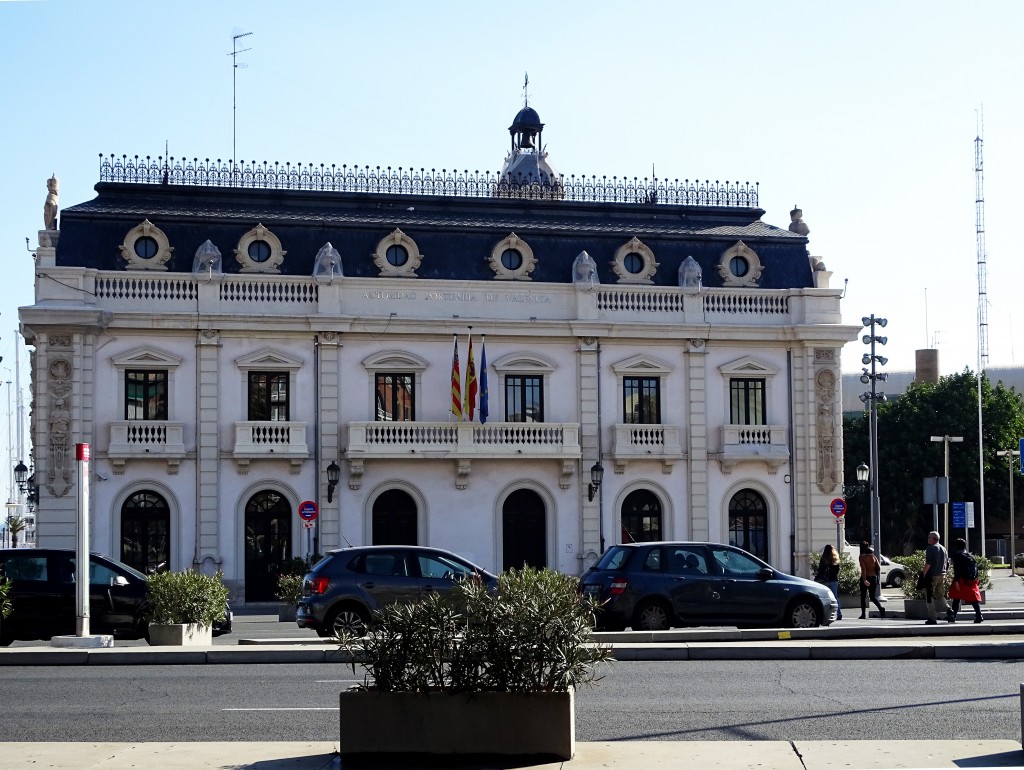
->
788 205 809 237
43 175 59 231
814 368 838 493
678 256 702 289
572 250 598 289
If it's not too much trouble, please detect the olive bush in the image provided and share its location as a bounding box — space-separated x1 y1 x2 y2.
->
145 569 229 627
892 551 992 600
340 566 612 694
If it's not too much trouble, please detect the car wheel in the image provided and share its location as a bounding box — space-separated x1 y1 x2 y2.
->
326 604 369 637
888 572 904 588
787 599 822 628
632 600 671 631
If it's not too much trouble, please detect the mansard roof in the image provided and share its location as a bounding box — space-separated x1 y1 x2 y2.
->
55 158 812 289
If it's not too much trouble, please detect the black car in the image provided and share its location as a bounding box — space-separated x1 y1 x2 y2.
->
581 541 837 631
296 545 499 637
0 548 232 645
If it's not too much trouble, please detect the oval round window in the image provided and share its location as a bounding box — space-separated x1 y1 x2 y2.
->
386 244 409 267
134 236 159 259
623 252 645 274
730 256 749 278
248 240 272 263
501 248 523 271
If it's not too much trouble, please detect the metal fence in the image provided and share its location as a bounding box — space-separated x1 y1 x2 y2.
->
98 154 759 208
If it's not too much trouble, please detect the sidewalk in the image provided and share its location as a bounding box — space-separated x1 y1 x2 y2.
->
2 739 1022 769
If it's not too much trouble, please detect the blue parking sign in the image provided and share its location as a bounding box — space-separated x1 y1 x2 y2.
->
952 501 966 529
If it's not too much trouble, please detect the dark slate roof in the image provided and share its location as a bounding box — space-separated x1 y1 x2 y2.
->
56 182 813 289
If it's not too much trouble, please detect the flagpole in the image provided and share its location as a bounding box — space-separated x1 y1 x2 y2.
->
480 334 489 425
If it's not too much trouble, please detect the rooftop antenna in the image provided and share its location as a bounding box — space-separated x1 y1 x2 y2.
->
228 29 253 185
522 71 529 107
924 287 929 349
974 106 988 556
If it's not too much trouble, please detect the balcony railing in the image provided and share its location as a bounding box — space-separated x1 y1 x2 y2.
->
611 424 685 472
345 421 581 490
716 424 789 473
232 421 309 472
108 421 186 473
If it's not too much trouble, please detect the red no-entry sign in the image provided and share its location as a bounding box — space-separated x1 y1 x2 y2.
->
829 498 847 519
298 500 319 521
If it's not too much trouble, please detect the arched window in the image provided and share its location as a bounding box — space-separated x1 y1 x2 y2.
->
244 491 292 602
621 490 662 543
729 489 769 562
502 489 546 570
372 489 418 545
121 491 170 574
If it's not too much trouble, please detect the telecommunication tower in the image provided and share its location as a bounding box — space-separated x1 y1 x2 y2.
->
974 115 988 555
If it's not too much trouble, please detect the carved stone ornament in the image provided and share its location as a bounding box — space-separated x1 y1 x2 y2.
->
373 229 422 277
717 241 763 287
120 220 174 270
234 223 286 273
815 368 838 494
488 233 536 281
610 237 658 285
47 358 74 497
47 334 72 349
43 174 59 231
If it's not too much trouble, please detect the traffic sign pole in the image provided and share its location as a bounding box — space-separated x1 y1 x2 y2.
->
829 498 847 559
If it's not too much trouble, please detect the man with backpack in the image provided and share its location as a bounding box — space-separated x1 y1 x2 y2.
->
947 537 984 623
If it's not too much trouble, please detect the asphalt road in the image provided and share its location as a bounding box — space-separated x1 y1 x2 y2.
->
2 659 1022 743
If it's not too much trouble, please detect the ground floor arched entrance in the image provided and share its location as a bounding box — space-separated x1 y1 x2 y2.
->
502 488 546 570
244 490 292 601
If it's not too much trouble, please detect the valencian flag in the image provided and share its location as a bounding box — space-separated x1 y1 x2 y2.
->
450 336 463 421
464 333 478 421
479 336 489 424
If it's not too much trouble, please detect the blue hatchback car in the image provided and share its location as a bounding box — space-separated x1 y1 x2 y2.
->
581 541 837 631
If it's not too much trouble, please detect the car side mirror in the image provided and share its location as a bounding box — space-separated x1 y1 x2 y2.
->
110 575 129 587
758 567 774 581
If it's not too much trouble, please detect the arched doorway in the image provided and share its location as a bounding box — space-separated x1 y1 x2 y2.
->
728 489 769 562
621 489 663 543
502 488 546 569
244 490 292 602
121 490 170 574
372 489 418 545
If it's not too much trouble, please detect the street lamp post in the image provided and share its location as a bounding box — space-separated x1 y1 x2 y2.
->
860 315 888 557
930 435 963 545
996 448 1020 569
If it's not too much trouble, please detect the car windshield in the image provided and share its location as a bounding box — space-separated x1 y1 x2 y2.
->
594 547 632 571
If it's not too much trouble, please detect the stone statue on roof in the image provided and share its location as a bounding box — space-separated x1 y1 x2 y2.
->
44 175 59 231
788 205 809 237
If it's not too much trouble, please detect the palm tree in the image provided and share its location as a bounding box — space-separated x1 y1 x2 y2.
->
6 516 27 548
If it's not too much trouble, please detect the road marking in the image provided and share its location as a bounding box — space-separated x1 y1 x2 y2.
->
224 707 335 712
315 679 361 683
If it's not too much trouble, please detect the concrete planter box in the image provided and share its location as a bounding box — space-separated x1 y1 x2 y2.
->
148 623 212 646
338 688 575 760
278 604 297 623
903 598 950 620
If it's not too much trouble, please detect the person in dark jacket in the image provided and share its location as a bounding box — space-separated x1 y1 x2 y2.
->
947 537 984 623
858 542 885 620
815 544 842 620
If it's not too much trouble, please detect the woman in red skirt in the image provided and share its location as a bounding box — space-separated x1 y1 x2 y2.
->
947 537 984 623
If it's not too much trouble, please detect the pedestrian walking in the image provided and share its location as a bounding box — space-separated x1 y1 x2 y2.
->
815 544 843 620
858 542 885 619
921 530 949 625
947 537 984 624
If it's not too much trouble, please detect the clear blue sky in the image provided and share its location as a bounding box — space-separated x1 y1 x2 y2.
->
2 0 1022 401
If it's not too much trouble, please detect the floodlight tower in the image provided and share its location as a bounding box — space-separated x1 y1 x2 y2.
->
975 117 988 555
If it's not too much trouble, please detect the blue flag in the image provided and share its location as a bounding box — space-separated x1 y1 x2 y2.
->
479 337 489 424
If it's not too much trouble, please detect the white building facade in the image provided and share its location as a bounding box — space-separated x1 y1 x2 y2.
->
20 108 860 601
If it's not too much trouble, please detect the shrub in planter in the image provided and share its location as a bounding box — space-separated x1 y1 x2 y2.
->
892 551 991 600
807 550 860 596
342 566 612 693
145 569 229 627
275 573 304 605
337 567 613 760
0 576 11 620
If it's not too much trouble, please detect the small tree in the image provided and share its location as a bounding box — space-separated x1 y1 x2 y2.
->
6 517 27 548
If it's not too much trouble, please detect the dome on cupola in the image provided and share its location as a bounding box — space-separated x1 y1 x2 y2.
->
499 91 561 194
